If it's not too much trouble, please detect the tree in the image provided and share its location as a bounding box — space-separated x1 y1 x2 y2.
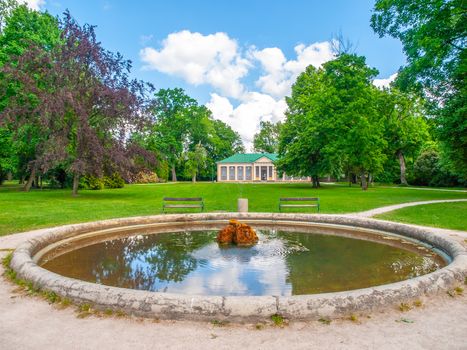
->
184 143 207 182
209 119 245 159
371 0 467 179
1 11 153 195
279 54 386 190
146 88 198 182
0 126 15 183
377 88 430 185
278 65 331 187
253 121 282 153
0 0 17 31
142 88 244 182
0 4 62 190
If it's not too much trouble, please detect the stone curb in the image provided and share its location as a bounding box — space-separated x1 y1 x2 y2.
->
10 213 467 322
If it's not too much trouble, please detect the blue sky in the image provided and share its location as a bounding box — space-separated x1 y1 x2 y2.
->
30 0 405 147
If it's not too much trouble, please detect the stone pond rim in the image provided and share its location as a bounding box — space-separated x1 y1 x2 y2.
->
9 213 467 322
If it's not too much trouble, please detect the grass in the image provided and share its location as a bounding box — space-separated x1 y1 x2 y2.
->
399 303 412 312
270 314 287 327
318 317 331 325
376 201 467 231
0 181 466 236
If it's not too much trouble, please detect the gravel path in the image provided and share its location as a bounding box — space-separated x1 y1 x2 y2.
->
1 201 467 349
380 186 467 193
349 199 467 219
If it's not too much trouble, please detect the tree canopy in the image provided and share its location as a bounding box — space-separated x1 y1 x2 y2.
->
279 54 386 189
1 10 154 195
253 121 282 153
371 0 466 180
139 88 244 182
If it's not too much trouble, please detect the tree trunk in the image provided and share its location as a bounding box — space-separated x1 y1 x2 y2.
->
397 150 408 186
171 165 177 182
360 173 368 191
311 175 320 188
72 173 80 197
192 174 196 183
23 165 37 192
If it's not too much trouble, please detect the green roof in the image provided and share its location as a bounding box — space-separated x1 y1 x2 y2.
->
217 153 279 163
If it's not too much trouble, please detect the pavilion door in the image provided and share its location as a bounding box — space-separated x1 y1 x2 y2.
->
261 166 268 181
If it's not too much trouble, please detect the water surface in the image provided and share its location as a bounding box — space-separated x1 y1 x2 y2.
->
42 229 445 296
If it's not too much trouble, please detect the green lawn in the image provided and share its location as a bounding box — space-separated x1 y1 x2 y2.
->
376 201 467 231
0 182 466 236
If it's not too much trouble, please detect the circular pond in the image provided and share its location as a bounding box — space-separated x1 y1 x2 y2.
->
11 213 467 321
40 225 445 296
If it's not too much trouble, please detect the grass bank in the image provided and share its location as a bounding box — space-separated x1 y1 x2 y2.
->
375 201 467 231
1 182 466 236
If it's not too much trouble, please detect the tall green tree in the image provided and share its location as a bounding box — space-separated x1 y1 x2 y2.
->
147 88 198 181
253 121 282 153
0 4 62 190
371 0 467 179
184 143 207 183
279 65 331 187
377 88 430 185
143 88 244 182
279 54 386 190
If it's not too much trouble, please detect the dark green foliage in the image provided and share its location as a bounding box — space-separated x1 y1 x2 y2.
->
413 149 440 186
374 158 401 184
376 87 430 185
0 4 62 190
371 0 467 179
412 147 464 187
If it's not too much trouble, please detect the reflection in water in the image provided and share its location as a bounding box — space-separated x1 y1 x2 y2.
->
42 229 445 296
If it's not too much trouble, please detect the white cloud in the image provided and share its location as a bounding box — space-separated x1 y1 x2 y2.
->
373 73 397 89
205 42 334 147
206 92 287 149
140 30 250 99
20 0 46 10
140 30 338 147
252 41 335 98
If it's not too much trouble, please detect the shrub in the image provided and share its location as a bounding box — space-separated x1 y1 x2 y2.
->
132 170 159 184
80 175 104 190
412 148 464 187
412 149 440 186
103 173 125 188
156 160 169 181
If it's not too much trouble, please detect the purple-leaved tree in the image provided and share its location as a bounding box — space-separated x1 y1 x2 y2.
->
0 11 155 195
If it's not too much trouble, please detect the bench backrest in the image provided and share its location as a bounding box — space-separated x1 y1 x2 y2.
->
163 197 203 201
279 197 319 201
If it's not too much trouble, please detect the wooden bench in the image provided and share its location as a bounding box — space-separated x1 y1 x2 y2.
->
279 197 320 212
162 197 204 213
